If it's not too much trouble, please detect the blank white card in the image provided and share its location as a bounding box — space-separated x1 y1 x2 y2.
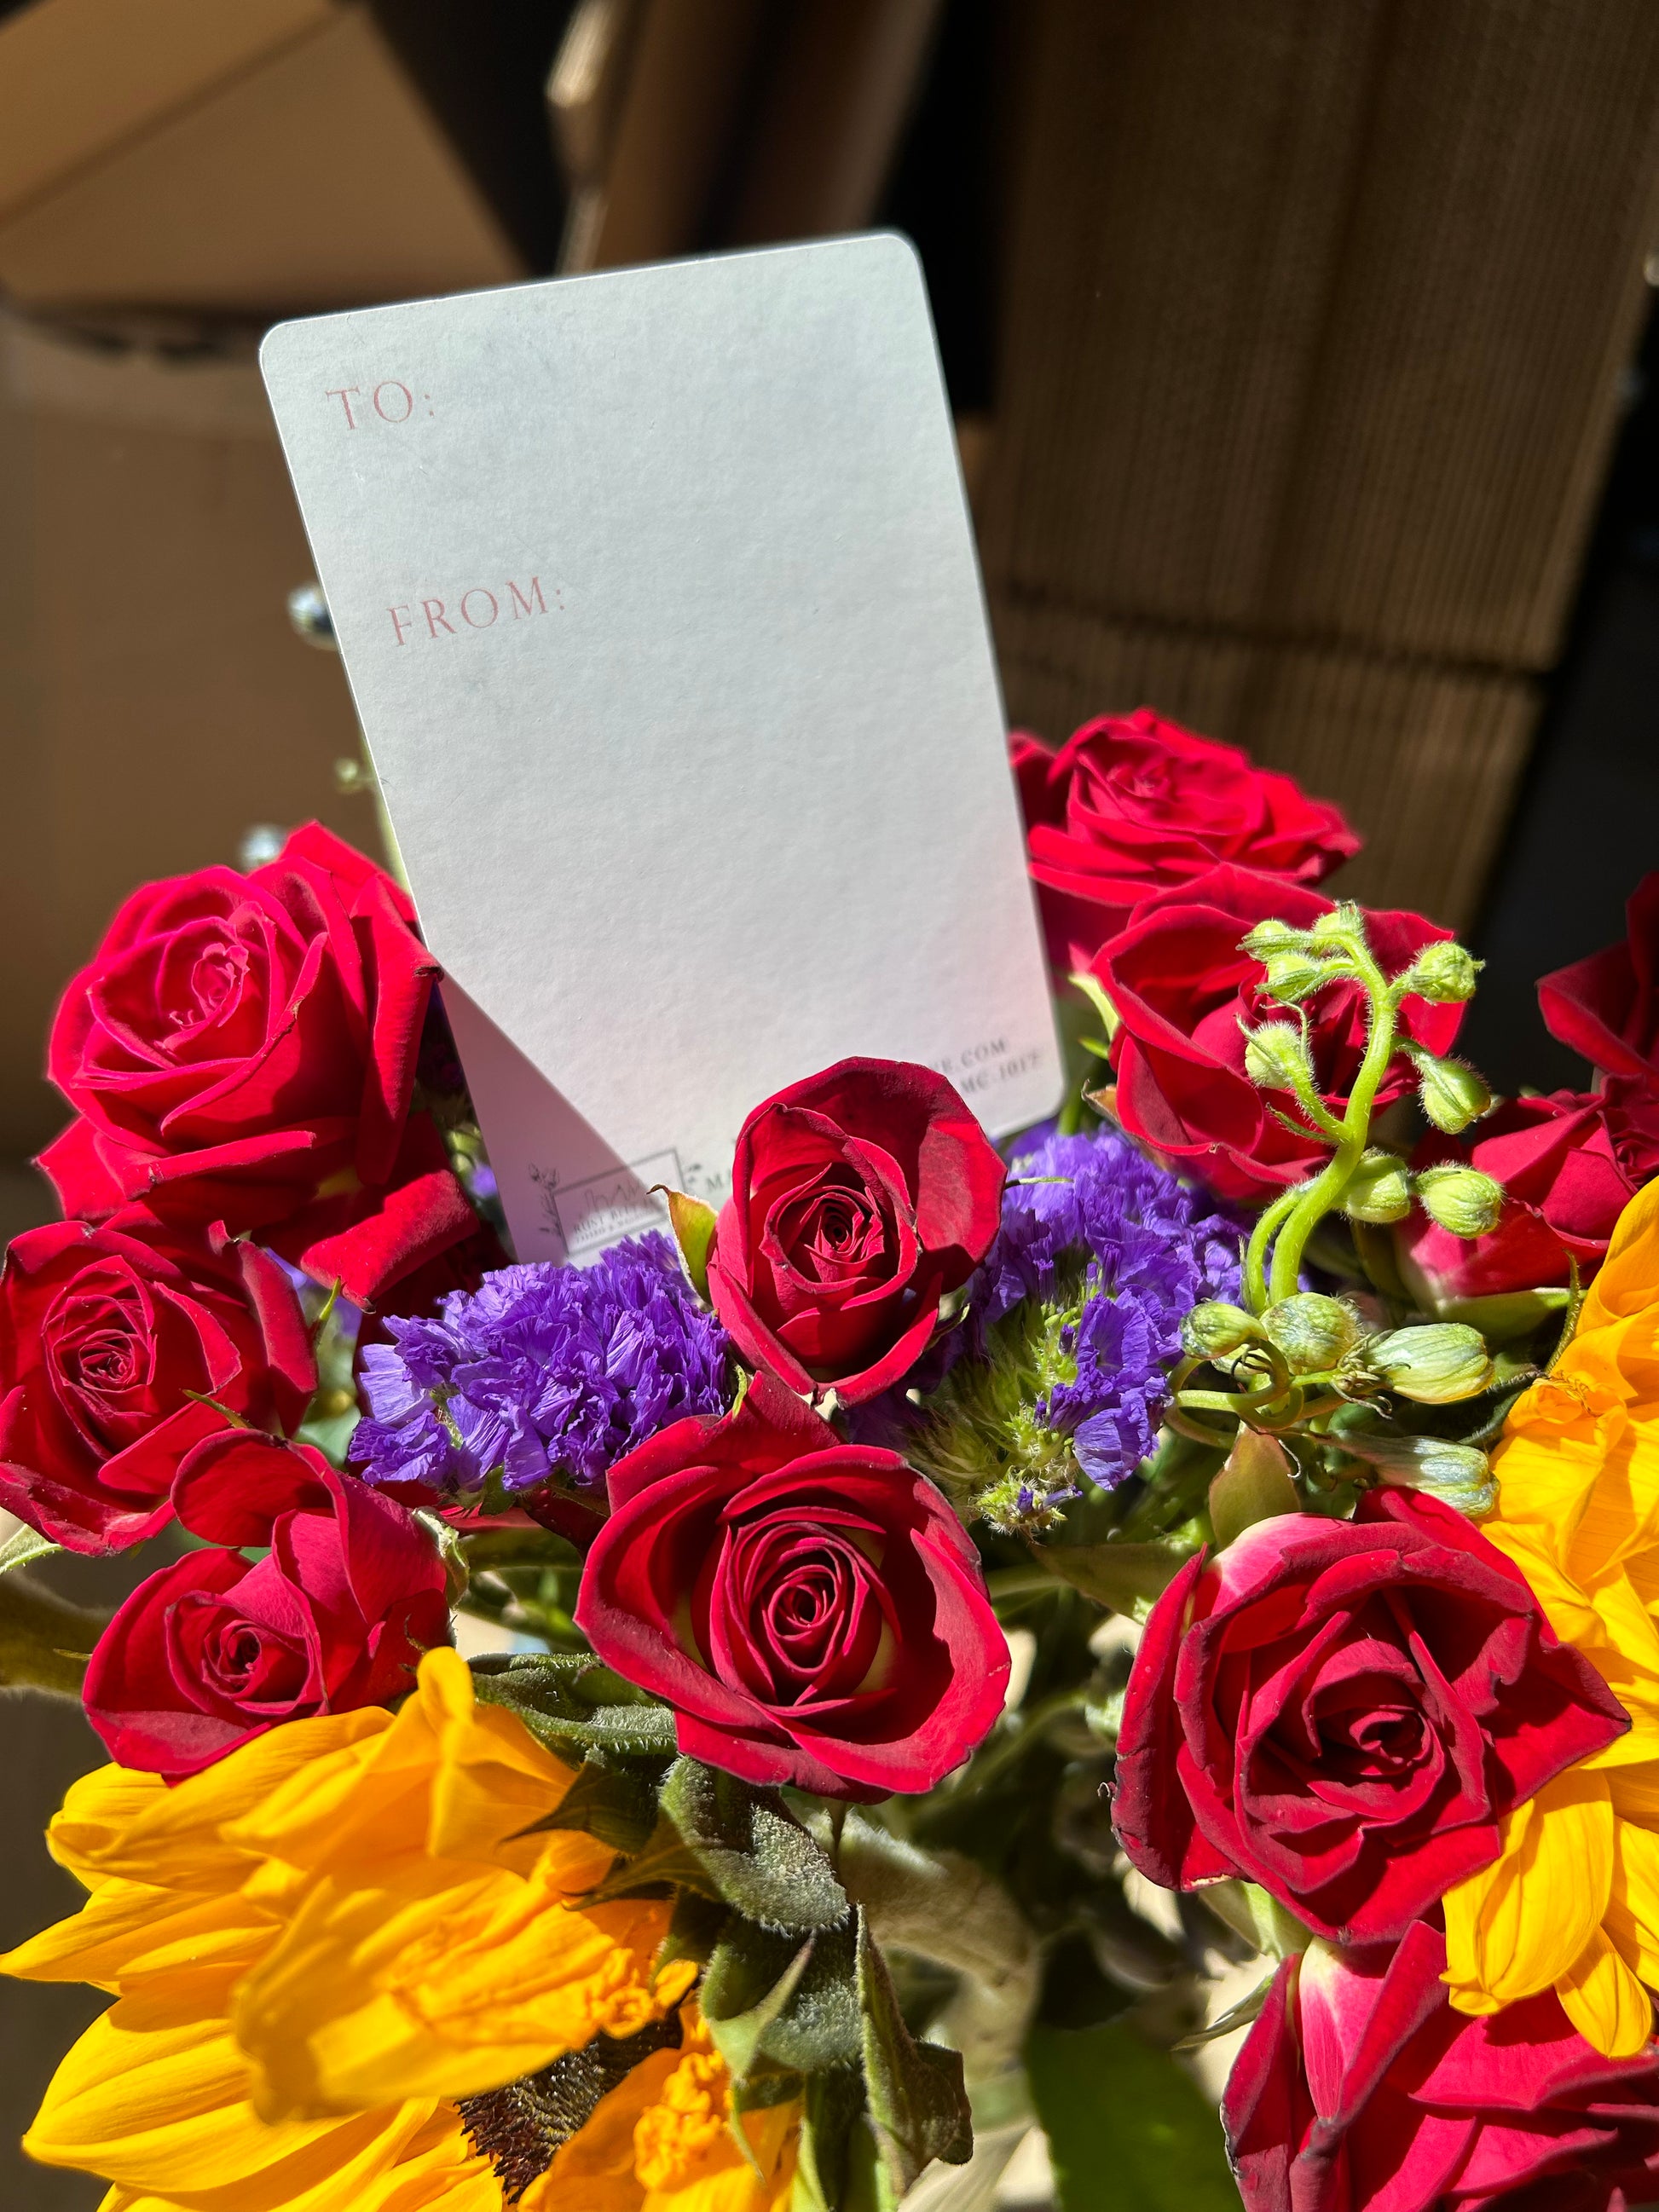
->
260 234 1061 1262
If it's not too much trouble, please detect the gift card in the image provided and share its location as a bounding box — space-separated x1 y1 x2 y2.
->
259 235 1061 1262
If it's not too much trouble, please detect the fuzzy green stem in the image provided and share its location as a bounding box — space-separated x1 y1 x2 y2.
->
1246 1187 1303 1313
1265 938 1400 1305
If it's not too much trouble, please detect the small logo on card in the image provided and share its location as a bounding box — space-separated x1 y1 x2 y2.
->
529 1152 683 1256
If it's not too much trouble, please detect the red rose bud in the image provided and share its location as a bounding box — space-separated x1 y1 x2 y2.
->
1400 1092 1640 1303
1225 1923 1659 2212
1091 865 1465 1205
575 1372 1009 1799
84 1430 450 1777
1113 1490 1627 1945
705 1058 1005 1404
0 1211 315 1553
1012 708 1358 973
38 824 477 1308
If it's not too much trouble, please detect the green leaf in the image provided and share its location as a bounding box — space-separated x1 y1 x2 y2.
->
656 1187 719 1298
701 1924 818 2082
792 2069 868 2212
1067 970 1122 1044
856 1910 973 2195
660 1758 849 1932
0 1525 59 1577
654 1890 730 1984
470 1655 679 1758
1026 2020 1240 2212
512 1752 658 1855
1035 1539 1193 1615
579 1816 725 1907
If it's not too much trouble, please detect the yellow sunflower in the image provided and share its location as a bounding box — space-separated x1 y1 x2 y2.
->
1442 1176 1659 2054
3 1648 796 2212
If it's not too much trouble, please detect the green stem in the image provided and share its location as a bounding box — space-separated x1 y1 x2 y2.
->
1246 1187 1303 1313
1266 944 1400 1304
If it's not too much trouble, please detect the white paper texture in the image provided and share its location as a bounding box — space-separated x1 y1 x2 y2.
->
260 235 1061 1261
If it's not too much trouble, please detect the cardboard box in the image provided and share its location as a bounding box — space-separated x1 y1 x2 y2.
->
0 314 379 1158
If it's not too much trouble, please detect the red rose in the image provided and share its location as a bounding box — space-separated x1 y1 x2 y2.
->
704 1059 1005 1405
575 1372 1008 1799
1113 1492 1626 1945
1539 873 1659 1088
1399 1094 1639 1303
84 1429 449 1777
1224 1922 1659 2212
38 824 477 1306
1013 708 1358 972
0 1211 315 1554
1093 865 1465 1204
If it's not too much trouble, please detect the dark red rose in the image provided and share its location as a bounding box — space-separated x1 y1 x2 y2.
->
38 824 477 1307
1399 1093 1639 1303
1224 1922 1659 2212
1539 873 1659 1088
1013 708 1358 972
575 1372 1008 1799
1600 1074 1659 1189
1113 1492 1627 1946
83 1429 449 1777
704 1058 1005 1405
1092 865 1465 1204
0 1211 315 1554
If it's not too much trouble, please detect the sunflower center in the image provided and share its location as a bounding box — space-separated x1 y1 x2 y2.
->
458 2013 685 2203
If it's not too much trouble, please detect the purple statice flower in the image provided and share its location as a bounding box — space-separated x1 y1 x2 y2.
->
986 1123 1241 1495
348 1233 729 1501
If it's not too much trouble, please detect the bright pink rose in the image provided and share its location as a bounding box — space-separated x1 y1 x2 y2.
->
84 1430 449 1777
38 825 476 1306
1400 1093 1639 1302
1091 866 1464 1205
1113 1492 1626 1945
1538 873 1659 1088
575 1372 1008 1799
1013 708 1358 972
1224 1922 1659 2212
0 1210 315 1553
705 1059 1005 1405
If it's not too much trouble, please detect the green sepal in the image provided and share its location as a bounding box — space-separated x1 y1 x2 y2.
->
659 1758 850 1932
701 1922 818 2082
511 1750 658 1855
656 1187 719 1299
1200 1878 1313 1961
578 1815 725 1907
856 1910 973 2194
0 1568 110 1697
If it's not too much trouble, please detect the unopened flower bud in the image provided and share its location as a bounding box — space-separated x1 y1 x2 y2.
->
1343 1148 1412 1225
1258 950 1332 1003
1309 903 1364 945
1364 1324 1494 1404
1244 1022 1311 1092
1414 1054 1493 1135
1240 918 1312 960
1263 1293 1362 1375
1415 1164 1505 1238
1338 1432 1494 1518
1182 1302 1264 1361
1401 941 1481 1004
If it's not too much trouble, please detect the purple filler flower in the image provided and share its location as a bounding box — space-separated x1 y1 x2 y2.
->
987 1123 1241 1488
349 1234 729 1501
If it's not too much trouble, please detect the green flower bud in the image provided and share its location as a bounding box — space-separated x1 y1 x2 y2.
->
1240 918 1312 960
1263 1292 1363 1375
1309 903 1364 945
1414 1054 1494 1135
1343 1148 1413 1225
1415 1163 1505 1238
1363 1324 1494 1404
1182 1302 1265 1361
1258 950 1332 1003
1243 1022 1312 1091
1338 1432 1494 1518
1400 941 1482 1003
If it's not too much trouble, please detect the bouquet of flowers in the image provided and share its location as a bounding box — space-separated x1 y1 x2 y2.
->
5 713 1659 2212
